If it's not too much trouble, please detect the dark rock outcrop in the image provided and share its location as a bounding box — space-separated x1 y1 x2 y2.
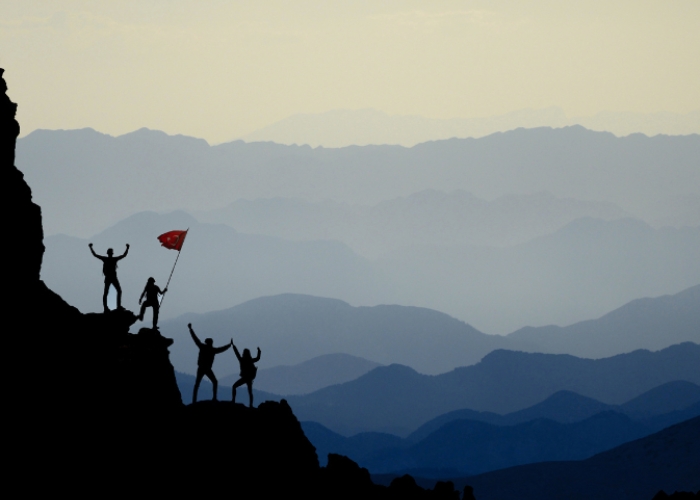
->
3 68 468 498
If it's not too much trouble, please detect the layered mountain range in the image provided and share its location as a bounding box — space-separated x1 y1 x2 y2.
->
6 66 699 499
42 209 700 334
302 381 700 475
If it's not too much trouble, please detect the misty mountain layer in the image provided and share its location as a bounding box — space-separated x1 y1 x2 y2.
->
242 107 700 148
284 343 700 436
42 209 700 334
196 190 630 258
18 126 700 238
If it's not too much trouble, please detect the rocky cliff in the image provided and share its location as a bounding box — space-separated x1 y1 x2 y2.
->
2 68 466 499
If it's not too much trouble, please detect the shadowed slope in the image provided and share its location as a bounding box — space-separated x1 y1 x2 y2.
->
460 416 700 500
287 343 700 436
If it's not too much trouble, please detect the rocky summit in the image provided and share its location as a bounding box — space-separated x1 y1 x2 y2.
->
2 67 467 499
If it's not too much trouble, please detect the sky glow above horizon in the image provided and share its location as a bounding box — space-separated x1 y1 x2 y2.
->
2 0 699 143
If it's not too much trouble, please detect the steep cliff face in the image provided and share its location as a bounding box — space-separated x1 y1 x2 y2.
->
1 68 43 282
2 68 467 499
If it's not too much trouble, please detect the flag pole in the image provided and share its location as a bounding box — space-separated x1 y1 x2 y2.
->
159 228 188 308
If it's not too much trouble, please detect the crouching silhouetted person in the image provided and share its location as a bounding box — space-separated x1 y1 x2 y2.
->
89 243 129 313
137 277 166 328
189 323 230 404
231 340 261 408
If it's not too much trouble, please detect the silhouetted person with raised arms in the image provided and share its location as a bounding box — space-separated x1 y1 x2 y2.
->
230 340 261 408
189 323 230 404
137 277 167 328
89 243 129 313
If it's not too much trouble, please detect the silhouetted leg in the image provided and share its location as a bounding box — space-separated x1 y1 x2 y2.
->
232 378 246 403
193 369 204 404
138 302 147 321
103 281 110 312
113 279 122 309
152 303 159 329
206 370 218 401
246 381 254 408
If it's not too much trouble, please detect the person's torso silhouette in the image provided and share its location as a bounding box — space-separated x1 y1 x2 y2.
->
188 323 230 403
231 343 261 407
89 243 129 312
238 353 258 380
143 281 162 304
138 277 167 328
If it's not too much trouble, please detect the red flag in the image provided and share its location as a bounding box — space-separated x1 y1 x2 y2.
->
158 230 188 251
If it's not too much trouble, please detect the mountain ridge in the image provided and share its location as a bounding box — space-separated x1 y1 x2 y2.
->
286 343 700 436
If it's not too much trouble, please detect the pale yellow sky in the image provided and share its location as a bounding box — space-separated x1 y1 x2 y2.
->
2 0 699 143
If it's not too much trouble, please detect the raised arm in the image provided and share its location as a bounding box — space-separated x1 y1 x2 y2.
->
214 343 231 354
188 323 203 348
231 341 242 361
252 347 261 362
117 244 130 260
88 243 102 259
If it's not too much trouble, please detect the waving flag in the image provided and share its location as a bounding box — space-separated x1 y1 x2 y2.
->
158 230 188 251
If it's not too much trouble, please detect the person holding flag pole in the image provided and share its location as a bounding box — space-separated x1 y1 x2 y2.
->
137 229 188 329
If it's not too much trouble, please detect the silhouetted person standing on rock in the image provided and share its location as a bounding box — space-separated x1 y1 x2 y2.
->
231 340 261 408
89 243 129 313
137 277 167 328
189 323 230 404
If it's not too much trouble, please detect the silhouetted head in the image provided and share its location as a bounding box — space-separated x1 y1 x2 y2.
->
205 338 213 346
107 248 114 256
243 348 251 358
147 277 155 284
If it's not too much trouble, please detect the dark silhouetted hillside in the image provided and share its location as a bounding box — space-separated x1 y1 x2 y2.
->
408 380 700 441
4 68 473 499
375 412 652 476
287 343 700 436
621 380 700 417
456 416 700 500
303 382 700 476
174 370 281 404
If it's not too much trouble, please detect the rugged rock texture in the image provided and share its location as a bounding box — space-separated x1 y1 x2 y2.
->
2 68 465 498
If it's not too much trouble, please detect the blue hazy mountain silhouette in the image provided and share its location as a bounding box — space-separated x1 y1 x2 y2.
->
19 126 700 238
42 207 700 336
379 216 700 334
41 211 391 329
219 353 383 396
449 416 700 500
197 190 630 257
302 382 700 475
162 284 697 377
158 294 516 376
408 380 700 442
509 283 700 357
285 343 700 436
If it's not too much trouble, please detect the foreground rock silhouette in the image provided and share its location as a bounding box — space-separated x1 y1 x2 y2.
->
2 67 470 498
